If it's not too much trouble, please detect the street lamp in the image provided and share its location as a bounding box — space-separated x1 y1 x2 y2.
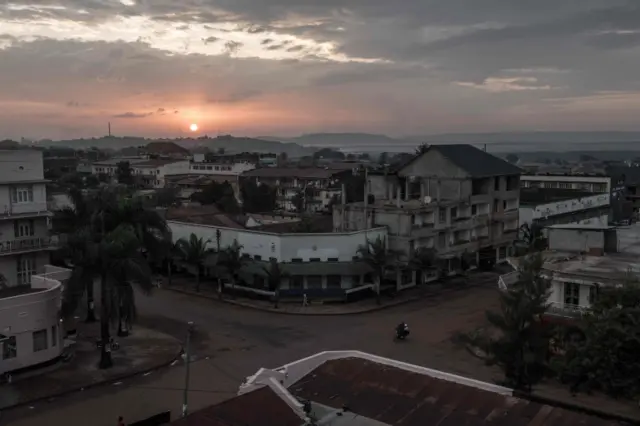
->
182 321 195 418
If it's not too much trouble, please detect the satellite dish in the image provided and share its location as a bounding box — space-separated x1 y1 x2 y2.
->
423 196 432 204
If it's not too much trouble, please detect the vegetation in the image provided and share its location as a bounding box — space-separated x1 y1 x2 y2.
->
518 223 547 252
313 148 345 160
554 279 640 398
154 187 180 207
61 188 169 368
409 247 438 284
218 240 246 294
240 180 277 213
506 153 519 164
190 181 239 213
356 236 404 304
415 143 429 155
456 253 551 390
263 260 289 309
176 233 211 292
116 161 134 185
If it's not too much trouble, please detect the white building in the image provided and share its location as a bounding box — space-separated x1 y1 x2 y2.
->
92 158 190 188
519 192 611 230
499 224 639 319
0 150 58 287
169 217 387 299
0 266 71 375
189 160 255 177
521 174 611 193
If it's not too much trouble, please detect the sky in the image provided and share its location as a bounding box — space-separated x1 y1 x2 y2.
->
1 0 640 140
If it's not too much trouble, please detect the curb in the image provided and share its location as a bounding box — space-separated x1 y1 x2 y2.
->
514 389 640 425
0 345 184 413
165 277 497 316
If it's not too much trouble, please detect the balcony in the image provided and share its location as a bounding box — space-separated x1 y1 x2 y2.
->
0 202 50 220
0 236 59 255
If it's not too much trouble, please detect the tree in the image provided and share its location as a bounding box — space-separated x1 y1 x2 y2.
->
219 240 245 294
155 187 180 207
61 188 170 368
415 143 429 155
240 180 277 213
506 154 519 164
116 161 134 185
455 253 551 391
409 247 438 285
263 260 289 309
190 181 239 213
356 236 403 304
555 278 640 398
378 152 389 165
518 223 547 252
313 148 345 160
176 233 211 292
291 190 306 213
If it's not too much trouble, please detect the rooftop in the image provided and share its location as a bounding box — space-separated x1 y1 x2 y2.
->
242 167 349 179
428 144 522 178
144 141 189 155
166 205 246 229
133 159 187 168
174 351 626 426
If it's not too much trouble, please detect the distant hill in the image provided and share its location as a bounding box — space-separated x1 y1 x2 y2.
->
265 133 410 148
32 135 315 157
409 131 640 144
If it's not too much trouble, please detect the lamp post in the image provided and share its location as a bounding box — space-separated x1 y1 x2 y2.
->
182 321 194 418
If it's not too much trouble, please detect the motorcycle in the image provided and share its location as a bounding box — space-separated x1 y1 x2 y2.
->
394 323 410 341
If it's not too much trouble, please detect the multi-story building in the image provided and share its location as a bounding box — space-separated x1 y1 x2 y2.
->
0 150 58 287
241 168 351 213
189 159 256 177
333 144 522 271
519 190 611 230
91 158 190 188
521 174 611 193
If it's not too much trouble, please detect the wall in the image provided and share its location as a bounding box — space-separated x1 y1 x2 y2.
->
0 150 44 182
190 162 255 176
159 161 191 177
548 228 605 252
0 265 70 374
168 221 386 262
521 175 611 193
528 193 610 220
0 183 48 215
0 252 52 287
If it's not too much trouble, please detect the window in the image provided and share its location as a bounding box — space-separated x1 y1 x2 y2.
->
471 204 477 215
33 329 48 352
307 275 322 289
1 335 17 359
17 255 36 286
290 276 304 289
309 258 321 262
349 275 361 288
438 208 447 224
291 258 303 263
494 177 501 191
503 200 507 211
588 286 599 305
327 275 342 288
438 232 446 248
559 182 570 189
254 255 262 261
493 199 500 213
206 166 212 170
14 220 35 238
11 186 34 203
51 325 57 347
450 207 457 220
564 282 580 306
327 257 339 262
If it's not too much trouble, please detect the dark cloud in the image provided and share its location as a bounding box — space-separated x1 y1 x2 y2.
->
261 38 273 45
113 111 154 118
203 36 220 44
223 40 243 55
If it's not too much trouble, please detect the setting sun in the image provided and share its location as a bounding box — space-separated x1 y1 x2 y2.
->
189 123 198 132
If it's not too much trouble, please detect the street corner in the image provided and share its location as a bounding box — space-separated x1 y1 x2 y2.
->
0 325 183 412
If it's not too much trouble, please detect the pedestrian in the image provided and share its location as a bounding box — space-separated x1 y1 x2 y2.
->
117 416 125 426
302 293 309 307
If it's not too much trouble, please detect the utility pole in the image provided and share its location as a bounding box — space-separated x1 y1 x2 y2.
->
363 166 369 240
182 321 194 418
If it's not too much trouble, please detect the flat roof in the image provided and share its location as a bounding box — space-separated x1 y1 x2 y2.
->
548 224 616 230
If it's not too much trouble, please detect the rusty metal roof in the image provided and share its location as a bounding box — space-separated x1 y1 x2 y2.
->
289 358 626 426
169 387 302 426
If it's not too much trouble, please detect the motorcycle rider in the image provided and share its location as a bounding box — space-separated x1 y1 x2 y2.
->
396 321 409 338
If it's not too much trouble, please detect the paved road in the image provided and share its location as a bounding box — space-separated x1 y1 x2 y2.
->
3 280 500 426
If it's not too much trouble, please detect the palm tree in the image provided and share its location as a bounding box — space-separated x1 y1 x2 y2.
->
263 260 289 309
409 247 438 285
356 236 404 304
219 240 245 295
176 233 211 292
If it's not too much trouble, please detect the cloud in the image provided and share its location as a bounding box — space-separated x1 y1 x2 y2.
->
113 112 154 118
2 0 640 139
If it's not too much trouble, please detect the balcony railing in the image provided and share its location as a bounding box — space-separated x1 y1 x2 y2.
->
0 237 58 254
0 202 49 217
546 302 589 318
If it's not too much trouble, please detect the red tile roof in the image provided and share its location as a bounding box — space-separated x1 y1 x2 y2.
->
169 387 302 426
289 358 626 426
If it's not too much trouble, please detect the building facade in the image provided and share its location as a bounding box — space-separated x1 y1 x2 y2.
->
519 192 611 230
0 150 58 288
521 174 611 193
334 145 522 272
92 158 191 188
241 168 350 213
169 220 387 299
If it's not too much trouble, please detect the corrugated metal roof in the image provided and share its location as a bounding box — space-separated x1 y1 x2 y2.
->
289 358 626 426
169 386 302 426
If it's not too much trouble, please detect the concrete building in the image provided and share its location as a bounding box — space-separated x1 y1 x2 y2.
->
333 144 522 272
499 224 640 321
189 159 256 177
92 158 190 188
519 190 611 230
169 212 386 300
0 150 58 287
171 351 617 426
521 174 611 193
0 265 71 375
241 168 350 213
